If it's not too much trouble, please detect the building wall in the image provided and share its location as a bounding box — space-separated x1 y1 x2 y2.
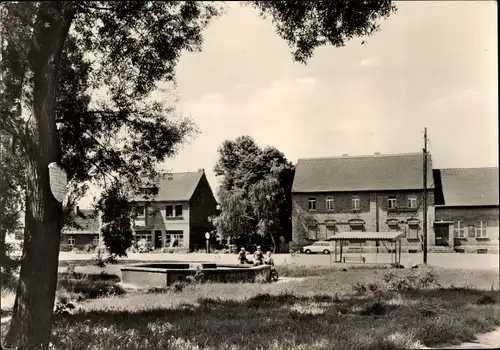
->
292 190 435 251
435 206 499 250
133 201 190 249
189 174 218 251
61 233 99 250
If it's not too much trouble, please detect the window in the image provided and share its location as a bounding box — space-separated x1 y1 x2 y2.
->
68 236 75 246
308 226 317 240
476 221 487 238
165 231 183 247
326 197 334 210
352 197 360 211
166 205 173 217
135 206 146 219
407 226 419 239
408 196 417 208
175 205 183 217
308 197 316 210
136 232 152 243
388 196 397 209
453 221 466 238
92 236 99 246
141 187 158 196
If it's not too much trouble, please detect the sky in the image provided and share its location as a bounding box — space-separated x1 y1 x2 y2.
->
80 1 498 207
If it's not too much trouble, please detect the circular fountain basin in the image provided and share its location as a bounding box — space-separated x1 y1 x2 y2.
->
121 261 271 287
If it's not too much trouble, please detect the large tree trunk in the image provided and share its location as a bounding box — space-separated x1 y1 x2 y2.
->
4 3 75 349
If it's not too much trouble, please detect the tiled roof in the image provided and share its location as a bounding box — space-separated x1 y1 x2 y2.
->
292 153 433 192
438 167 499 206
325 232 404 241
133 170 204 202
64 209 100 233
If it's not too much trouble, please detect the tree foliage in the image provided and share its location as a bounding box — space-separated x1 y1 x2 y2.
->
97 182 133 258
214 136 294 245
0 132 25 269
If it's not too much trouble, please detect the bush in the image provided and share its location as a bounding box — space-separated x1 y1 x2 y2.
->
54 295 76 316
352 269 441 294
352 281 368 294
57 273 125 300
60 244 74 252
475 294 496 305
359 300 387 316
172 281 186 293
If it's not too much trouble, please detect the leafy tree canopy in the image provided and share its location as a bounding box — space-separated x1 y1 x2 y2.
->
214 136 294 245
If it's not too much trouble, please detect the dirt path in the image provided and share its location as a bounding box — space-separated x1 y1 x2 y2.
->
429 327 500 349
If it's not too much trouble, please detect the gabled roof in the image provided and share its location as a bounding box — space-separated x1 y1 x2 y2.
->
133 170 205 202
64 209 100 233
292 153 433 193
438 167 499 207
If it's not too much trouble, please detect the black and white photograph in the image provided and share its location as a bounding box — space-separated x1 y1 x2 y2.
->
0 1 498 349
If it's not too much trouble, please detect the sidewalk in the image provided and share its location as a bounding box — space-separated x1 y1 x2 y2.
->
58 251 500 270
430 327 500 349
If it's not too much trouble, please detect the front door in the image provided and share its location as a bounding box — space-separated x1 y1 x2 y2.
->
154 230 162 249
434 225 450 246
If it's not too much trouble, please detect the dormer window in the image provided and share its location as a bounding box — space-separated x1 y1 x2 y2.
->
135 206 146 219
140 186 158 196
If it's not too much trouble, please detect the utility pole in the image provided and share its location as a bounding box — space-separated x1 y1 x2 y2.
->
423 127 428 265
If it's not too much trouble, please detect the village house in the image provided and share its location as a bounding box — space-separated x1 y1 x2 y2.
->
433 167 499 253
60 169 218 252
291 153 435 252
131 169 218 252
60 208 101 251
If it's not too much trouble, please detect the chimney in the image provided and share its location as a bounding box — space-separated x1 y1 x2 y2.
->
342 154 349 157
374 152 380 156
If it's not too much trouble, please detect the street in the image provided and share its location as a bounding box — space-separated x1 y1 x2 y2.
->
58 251 500 270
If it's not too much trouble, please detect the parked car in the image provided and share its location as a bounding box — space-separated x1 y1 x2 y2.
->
302 241 335 254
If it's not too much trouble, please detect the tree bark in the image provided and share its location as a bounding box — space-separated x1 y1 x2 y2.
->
4 3 75 349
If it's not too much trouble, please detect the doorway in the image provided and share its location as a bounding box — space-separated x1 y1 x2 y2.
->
434 225 450 246
154 230 162 249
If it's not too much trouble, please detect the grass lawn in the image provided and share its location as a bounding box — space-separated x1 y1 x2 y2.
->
2 265 499 349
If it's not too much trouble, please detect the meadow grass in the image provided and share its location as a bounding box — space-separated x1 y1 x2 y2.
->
2 264 499 349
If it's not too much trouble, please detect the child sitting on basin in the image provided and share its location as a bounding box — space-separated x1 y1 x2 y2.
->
263 251 274 266
238 248 253 265
253 246 264 266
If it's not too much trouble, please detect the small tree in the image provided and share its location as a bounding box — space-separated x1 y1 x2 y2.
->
97 181 134 259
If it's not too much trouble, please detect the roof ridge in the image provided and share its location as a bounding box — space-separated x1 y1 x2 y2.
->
160 170 203 176
297 152 427 161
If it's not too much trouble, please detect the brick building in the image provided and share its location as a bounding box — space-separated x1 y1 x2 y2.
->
433 167 499 253
291 153 435 252
61 208 101 251
131 169 218 252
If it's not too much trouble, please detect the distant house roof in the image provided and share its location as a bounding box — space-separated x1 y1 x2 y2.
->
133 170 205 202
292 153 433 193
64 209 100 234
438 167 499 207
